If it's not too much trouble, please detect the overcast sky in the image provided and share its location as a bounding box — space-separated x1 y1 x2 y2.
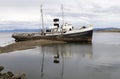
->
0 0 120 29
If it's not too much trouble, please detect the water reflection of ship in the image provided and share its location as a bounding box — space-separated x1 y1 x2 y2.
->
44 44 93 59
40 44 93 77
40 46 45 77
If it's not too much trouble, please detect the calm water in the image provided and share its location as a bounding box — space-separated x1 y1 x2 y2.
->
0 32 120 79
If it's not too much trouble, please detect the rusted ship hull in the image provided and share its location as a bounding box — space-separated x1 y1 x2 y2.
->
12 30 93 43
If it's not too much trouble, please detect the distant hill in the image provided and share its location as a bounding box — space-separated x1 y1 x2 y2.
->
0 29 40 32
94 27 120 32
0 27 120 32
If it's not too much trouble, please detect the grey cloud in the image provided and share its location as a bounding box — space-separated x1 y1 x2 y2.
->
0 0 120 28
0 0 64 8
108 6 120 14
0 21 41 29
91 4 120 15
0 0 41 8
45 11 99 20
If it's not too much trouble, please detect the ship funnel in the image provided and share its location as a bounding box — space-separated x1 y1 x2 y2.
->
53 18 59 28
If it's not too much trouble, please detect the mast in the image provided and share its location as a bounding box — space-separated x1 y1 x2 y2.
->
61 4 64 35
40 4 45 34
61 4 64 26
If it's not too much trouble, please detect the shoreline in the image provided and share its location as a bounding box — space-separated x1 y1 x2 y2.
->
94 30 120 33
0 39 66 53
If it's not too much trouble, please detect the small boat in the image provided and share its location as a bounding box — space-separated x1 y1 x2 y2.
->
12 5 93 43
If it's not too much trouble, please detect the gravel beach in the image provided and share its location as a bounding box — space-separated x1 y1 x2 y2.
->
0 39 66 53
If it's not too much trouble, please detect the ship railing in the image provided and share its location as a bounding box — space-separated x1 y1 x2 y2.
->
12 32 41 37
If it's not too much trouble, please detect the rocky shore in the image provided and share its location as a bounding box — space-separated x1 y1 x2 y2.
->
0 39 66 53
0 66 26 79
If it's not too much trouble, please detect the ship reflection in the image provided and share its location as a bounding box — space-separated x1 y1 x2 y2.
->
40 43 93 78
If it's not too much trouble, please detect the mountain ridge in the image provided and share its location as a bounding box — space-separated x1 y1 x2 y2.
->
0 27 120 32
